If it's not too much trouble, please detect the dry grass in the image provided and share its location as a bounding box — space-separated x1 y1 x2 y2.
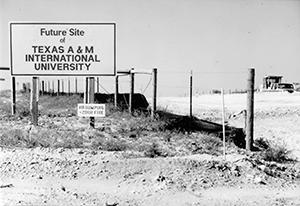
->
0 92 241 157
1 91 297 162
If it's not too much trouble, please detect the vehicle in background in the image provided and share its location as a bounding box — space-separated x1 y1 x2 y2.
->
258 75 294 93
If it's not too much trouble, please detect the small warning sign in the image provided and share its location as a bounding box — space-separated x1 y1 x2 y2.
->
77 103 105 117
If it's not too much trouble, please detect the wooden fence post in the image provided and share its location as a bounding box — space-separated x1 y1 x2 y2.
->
68 78 70 95
97 77 100 93
246 68 255 151
221 88 226 160
115 75 119 108
41 80 44 96
75 77 78 94
190 70 193 117
129 68 134 114
52 81 54 95
85 77 88 103
151 68 157 119
45 81 47 94
61 79 64 94
57 79 60 96
31 77 38 126
11 77 16 115
189 70 193 130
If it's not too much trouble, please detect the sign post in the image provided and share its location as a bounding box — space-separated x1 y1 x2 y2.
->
89 77 95 128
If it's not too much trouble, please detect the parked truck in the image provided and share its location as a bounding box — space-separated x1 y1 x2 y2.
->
259 75 294 93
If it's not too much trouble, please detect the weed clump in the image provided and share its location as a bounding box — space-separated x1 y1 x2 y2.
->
144 143 168 158
255 138 294 163
98 137 130 151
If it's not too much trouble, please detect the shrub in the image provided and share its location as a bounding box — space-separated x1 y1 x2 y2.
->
261 144 293 163
189 134 223 156
254 137 270 150
211 89 221 94
144 143 167 158
95 137 130 151
40 94 82 109
0 128 27 147
256 138 294 163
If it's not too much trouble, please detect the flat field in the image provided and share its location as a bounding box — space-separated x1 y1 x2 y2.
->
158 92 300 158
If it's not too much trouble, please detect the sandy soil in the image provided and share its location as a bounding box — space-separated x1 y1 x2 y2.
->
1 92 300 206
1 147 300 206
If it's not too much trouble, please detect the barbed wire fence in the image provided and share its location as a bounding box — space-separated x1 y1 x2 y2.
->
10 67 255 150
156 68 255 151
33 69 249 116
158 70 249 97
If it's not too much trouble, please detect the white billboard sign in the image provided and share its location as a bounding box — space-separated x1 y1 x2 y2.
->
10 23 116 76
78 104 106 117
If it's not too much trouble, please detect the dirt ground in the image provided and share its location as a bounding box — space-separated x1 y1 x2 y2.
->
1 92 300 206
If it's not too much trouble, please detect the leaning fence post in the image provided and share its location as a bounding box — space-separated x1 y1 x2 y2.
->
246 68 255 151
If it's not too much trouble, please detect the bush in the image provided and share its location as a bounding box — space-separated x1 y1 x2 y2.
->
255 138 294 163
189 134 223 156
211 90 221 94
262 144 293 163
144 143 168 158
254 137 270 150
40 94 82 110
0 127 87 149
92 137 130 151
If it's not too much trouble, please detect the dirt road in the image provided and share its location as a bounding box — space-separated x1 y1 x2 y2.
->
1 148 300 206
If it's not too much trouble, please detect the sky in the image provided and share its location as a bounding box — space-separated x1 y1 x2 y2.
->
1 0 300 97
